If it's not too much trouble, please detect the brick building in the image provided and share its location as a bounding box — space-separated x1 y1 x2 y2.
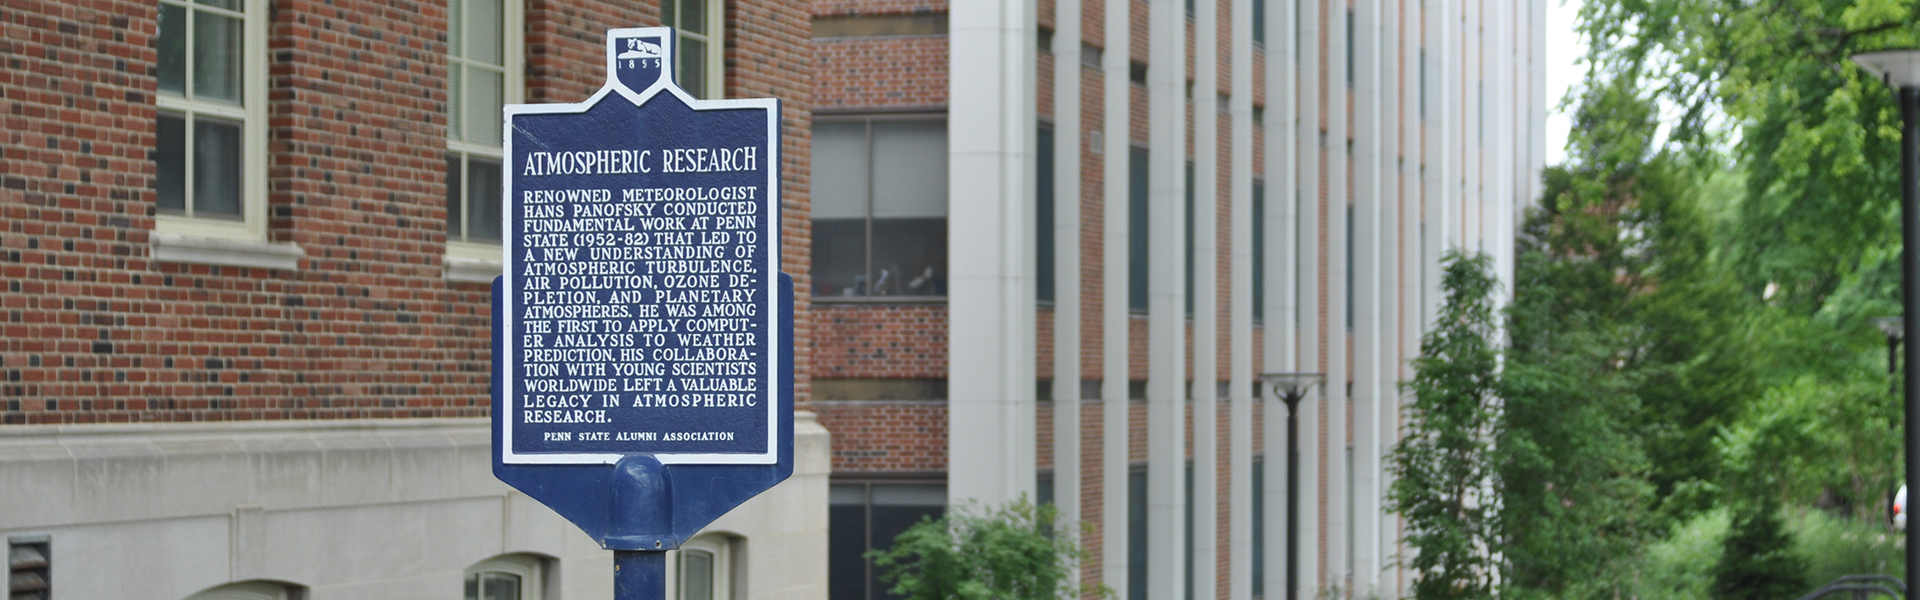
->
0 0 1542 597
1 0 825 598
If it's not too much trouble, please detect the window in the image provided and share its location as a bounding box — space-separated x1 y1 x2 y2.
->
829 482 946 600
1252 180 1266 322
1038 124 1055 302
1128 468 1147 600
1129 148 1150 311
446 0 523 263
1253 0 1266 45
663 0 724 99
1185 162 1194 317
671 534 735 600
8 536 48 600
155 0 265 241
185 581 296 600
811 117 949 298
1252 456 1265 597
466 554 547 600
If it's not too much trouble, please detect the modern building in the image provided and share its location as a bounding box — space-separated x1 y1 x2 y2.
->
810 1 1543 600
0 0 1542 597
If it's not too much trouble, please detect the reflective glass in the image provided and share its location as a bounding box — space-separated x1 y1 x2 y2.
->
679 551 714 600
482 573 520 600
681 0 705 34
193 10 244 103
869 121 946 218
679 38 707 98
193 117 243 218
446 155 464 238
465 0 502 65
465 158 503 242
198 0 239 11
156 112 187 213
449 67 465 142
157 4 186 95
809 122 867 219
464 68 502 144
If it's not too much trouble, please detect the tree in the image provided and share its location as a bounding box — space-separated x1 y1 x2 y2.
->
868 498 1104 600
1388 251 1503 600
1710 499 1807 600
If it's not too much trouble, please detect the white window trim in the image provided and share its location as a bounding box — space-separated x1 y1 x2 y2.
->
667 0 725 99
466 554 546 600
444 0 525 276
153 0 269 244
665 533 734 600
184 581 292 600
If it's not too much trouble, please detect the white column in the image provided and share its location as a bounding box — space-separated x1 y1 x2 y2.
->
1348 0 1383 589
1052 0 1085 584
1101 0 1135 594
1326 0 1351 585
1391 0 1423 594
1147 0 1189 596
1492 0 1514 295
1463 0 1480 252
1193 0 1221 597
1262 0 1304 596
946 0 1038 508
1227 0 1255 599
1291 0 1323 593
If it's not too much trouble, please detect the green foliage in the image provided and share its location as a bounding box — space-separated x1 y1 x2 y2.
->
1388 251 1502 600
1630 508 1732 600
867 498 1104 600
1717 373 1901 521
1711 500 1807 600
1789 507 1906 585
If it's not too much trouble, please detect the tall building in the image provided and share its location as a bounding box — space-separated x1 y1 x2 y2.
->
810 1 1543 599
0 0 1542 597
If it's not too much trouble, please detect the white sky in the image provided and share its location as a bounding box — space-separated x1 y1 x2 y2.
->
1544 0 1586 166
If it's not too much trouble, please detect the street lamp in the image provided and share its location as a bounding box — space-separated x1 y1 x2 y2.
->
1259 371 1325 600
1852 48 1920 599
1874 316 1904 394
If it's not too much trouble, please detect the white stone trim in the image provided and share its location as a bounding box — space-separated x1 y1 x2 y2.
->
151 233 304 270
446 255 505 283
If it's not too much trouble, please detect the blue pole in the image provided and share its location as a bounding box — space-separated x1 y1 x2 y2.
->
615 551 669 600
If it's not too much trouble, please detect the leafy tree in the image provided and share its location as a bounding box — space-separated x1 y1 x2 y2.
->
1388 251 1502 600
868 498 1104 600
1710 500 1807 600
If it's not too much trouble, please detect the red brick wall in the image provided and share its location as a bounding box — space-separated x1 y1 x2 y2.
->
810 303 944 379
813 400 945 472
0 0 813 423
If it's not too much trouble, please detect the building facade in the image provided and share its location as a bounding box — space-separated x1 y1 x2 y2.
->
810 1 1543 600
0 0 1541 597
0 0 825 598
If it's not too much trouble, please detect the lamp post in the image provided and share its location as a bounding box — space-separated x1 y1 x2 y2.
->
1852 48 1920 598
1874 316 1904 395
1259 372 1325 600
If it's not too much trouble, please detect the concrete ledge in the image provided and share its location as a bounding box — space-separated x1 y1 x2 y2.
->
152 234 304 270
445 256 504 283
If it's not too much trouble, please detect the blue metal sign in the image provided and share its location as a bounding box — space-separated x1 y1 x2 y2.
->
489 27 792 555
500 27 781 466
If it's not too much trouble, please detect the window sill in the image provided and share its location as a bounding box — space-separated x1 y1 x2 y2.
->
810 295 948 306
151 234 303 270
445 256 504 284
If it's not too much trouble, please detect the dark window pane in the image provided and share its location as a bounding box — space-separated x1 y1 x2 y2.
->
681 0 706 34
199 0 240 11
1252 457 1265 596
482 573 520 600
1253 0 1266 45
465 574 481 600
680 38 707 98
871 505 943 600
157 4 186 95
1185 463 1193 600
662 0 678 29
1129 148 1149 311
812 219 868 296
193 117 243 219
1252 181 1265 322
829 485 870 600
1185 163 1194 318
447 155 464 239
680 550 715 600
1037 125 1054 303
157 112 187 213
466 157 503 242
868 217 945 296
193 10 244 103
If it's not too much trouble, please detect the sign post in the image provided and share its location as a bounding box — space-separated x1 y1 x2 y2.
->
489 27 790 600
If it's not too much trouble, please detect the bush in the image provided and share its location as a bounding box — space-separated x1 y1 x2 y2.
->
868 497 1106 600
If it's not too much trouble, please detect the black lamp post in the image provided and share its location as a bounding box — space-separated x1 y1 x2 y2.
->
1852 48 1920 598
1259 371 1324 600
1874 316 1903 395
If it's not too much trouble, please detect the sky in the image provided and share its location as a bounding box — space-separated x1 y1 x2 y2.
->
1544 0 1586 166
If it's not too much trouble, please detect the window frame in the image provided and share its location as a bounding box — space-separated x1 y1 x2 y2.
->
444 0 526 267
809 113 951 301
465 554 546 600
662 0 725 99
666 533 735 600
153 0 269 242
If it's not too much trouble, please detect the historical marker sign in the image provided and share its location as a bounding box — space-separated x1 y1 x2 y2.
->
500 27 781 466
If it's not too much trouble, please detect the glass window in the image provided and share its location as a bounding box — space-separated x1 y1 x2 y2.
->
663 0 724 98
1253 180 1265 322
1038 124 1055 303
464 554 545 600
1185 162 1194 318
447 0 519 253
829 482 946 600
673 534 733 600
155 0 262 238
1128 468 1148 600
1253 0 1266 45
1129 148 1150 312
811 118 949 298
1252 456 1265 597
